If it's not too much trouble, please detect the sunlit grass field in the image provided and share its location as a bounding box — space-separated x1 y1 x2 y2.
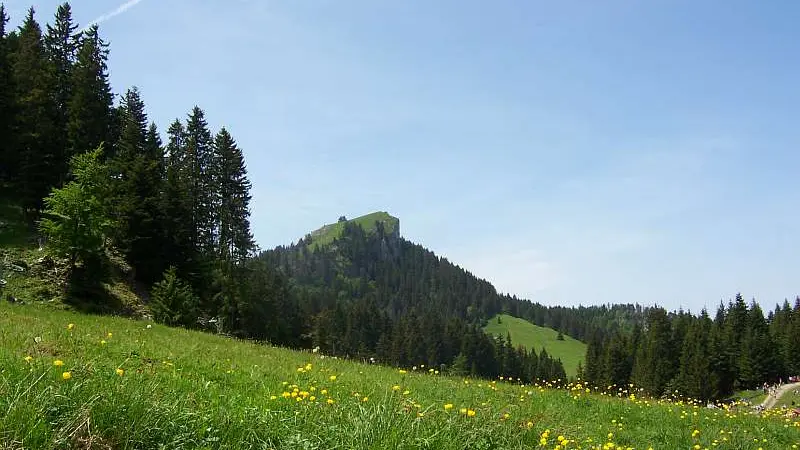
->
1 302 798 449
484 314 587 377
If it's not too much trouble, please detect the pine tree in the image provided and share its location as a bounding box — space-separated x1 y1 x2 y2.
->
67 24 113 160
44 2 79 181
12 7 60 215
213 128 255 264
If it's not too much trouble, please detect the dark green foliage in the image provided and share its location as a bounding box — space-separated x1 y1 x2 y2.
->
12 7 60 215
213 128 254 263
150 266 200 327
584 297 800 402
0 4 15 180
109 88 166 283
67 24 113 161
261 219 568 383
39 145 111 269
44 2 79 181
184 107 216 254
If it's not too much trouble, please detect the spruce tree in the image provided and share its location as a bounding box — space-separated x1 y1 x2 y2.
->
67 24 113 160
184 107 215 254
162 119 195 279
676 310 713 401
212 128 255 264
111 87 165 282
44 2 79 181
12 7 60 214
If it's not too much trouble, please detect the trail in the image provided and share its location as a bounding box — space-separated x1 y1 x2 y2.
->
759 382 800 410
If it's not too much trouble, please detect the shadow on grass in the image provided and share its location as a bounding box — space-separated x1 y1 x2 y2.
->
63 261 135 316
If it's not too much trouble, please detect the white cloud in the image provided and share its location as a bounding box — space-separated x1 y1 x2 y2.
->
84 0 144 30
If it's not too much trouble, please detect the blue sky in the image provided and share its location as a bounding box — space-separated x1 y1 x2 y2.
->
7 0 800 312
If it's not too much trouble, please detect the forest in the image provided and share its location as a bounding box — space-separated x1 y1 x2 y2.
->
1 2 798 401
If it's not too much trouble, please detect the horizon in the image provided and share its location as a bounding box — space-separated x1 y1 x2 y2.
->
6 0 799 312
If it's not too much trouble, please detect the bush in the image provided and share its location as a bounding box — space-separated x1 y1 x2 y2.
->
150 266 199 327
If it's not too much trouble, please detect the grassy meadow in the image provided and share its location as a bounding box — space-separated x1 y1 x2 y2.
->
1 302 799 449
484 314 587 377
308 211 398 249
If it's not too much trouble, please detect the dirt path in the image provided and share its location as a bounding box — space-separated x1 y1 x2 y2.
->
759 382 800 410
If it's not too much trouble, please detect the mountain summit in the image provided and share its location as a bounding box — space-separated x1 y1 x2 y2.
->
307 212 400 249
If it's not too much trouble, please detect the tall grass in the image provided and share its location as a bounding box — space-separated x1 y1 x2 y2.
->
1 302 798 449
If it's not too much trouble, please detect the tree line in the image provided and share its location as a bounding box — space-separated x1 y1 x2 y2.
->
582 294 800 401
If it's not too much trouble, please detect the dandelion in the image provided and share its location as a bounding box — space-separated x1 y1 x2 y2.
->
100 340 106 345
467 409 476 417
362 396 368 402
399 369 407 374
67 323 74 331
460 408 468 414
444 403 454 411
402 390 410 395
53 360 64 367
24 355 33 363
329 375 337 381
115 368 124 376
62 371 71 380
107 332 112 338
270 395 277 400
392 385 401 391
321 389 328 395
327 398 334 405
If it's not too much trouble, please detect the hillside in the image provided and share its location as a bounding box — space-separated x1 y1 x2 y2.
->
308 211 399 249
2 301 799 449
484 314 587 377
0 187 143 316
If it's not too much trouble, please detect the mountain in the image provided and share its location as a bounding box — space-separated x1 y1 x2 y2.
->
261 213 571 382
483 314 587 377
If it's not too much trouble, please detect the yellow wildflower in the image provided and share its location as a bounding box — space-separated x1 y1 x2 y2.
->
62 371 71 380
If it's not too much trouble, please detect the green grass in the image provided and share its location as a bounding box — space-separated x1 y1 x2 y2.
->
308 211 399 250
776 389 800 409
484 314 587 377
732 389 768 406
2 302 798 449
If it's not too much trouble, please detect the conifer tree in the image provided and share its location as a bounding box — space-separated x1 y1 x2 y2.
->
67 24 113 160
184 107 215 254
676 310 713 401
111 87 166 282
162 119 196 279
213 128 255 264
12 7 60 214
44 2 79 180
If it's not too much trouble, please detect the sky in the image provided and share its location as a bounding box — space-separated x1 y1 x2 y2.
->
6 0 800 313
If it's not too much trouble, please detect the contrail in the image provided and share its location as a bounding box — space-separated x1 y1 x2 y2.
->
83 0 144 30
